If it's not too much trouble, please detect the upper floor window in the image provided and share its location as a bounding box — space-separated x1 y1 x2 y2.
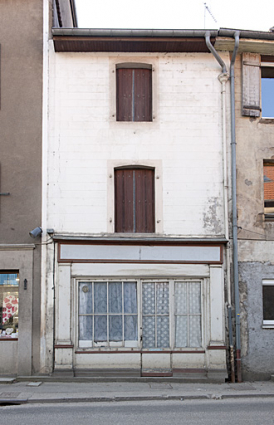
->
261 65 274 118
116 64 152 122
115 167 155 233
241 53 274 118
264 161 274 220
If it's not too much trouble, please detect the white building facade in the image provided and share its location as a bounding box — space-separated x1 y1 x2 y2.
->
41 30 231 380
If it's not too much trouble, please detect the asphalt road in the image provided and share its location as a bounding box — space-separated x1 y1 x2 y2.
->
1 399 274 425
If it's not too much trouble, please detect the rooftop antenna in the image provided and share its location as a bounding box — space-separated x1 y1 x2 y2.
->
204 3 217 28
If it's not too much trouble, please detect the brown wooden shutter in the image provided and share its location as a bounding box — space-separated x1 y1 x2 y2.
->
135 168 155 232
116 69 133 121
242 53 261 117
115 168 155 233
115 169 134 232
134 69 152 122
116 68 152 122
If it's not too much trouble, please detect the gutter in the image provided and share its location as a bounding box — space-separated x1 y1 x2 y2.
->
69 0 78 28
52 28 219 38
52 27 274 41
205 32 234 382
230 31 241 382
219 28 274 40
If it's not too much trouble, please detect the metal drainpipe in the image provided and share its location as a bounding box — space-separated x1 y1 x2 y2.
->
52 241 56 373
205 33 235 382
230 31 241 383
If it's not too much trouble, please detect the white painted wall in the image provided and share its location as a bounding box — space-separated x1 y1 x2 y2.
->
48 44 230 237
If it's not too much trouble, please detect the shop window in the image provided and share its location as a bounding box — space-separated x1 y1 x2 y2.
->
175 281 202 347
264 161 274 220
115 167 155 233
116 64 152 122
77 279 203 349
0 272 19 338
78 281 138 348
262 280 274 327
261 66 274 118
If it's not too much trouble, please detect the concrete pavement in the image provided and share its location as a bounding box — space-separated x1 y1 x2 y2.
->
1 378 274 405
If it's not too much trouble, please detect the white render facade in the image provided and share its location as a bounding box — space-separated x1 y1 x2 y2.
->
41 31 231 380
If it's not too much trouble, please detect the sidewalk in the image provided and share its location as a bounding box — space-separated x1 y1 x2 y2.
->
1 378 274 405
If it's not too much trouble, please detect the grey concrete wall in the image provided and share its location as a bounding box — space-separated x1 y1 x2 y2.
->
234 53 274 379
0 0 43 374
239 261 274 380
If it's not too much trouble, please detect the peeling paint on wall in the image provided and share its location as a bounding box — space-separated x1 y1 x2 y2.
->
203 197 222 234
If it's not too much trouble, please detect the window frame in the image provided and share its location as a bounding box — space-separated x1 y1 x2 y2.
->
116 63 152 122
114 166 155 234
75 278 205 351
109 57 157 126
0 271 19 339
262 279 274 328
263 160 274 220
261 62 274 119
107 159 163 234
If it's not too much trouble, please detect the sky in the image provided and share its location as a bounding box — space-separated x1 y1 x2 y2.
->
75 0 274 32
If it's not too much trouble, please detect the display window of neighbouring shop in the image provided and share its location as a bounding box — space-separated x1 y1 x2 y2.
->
0 272 19 338
77 279 203 349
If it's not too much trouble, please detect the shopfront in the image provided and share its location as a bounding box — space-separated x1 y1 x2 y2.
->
53 238 227 380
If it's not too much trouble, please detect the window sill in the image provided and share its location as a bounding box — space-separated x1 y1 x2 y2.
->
259 118 274 124
75 348 205 353
262 323 274 328
264 214 274 221
0 337 18 341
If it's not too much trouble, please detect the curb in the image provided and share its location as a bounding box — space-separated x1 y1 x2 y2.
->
2 393 274 405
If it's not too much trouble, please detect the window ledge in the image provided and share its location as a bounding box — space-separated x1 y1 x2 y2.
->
0 337 18 341
259 118 274 124
264 214 274 221
262 325 274 329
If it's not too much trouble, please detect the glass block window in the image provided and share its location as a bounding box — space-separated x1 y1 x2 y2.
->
0 272 19 338
142 281 169 348
174 281 202 348
78 281 138 347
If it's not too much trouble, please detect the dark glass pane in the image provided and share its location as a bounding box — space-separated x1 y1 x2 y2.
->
263 286 274 320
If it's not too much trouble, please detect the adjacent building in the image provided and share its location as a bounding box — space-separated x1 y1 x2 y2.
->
0 0 44 375
226 32 274 380
0 0 76 376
